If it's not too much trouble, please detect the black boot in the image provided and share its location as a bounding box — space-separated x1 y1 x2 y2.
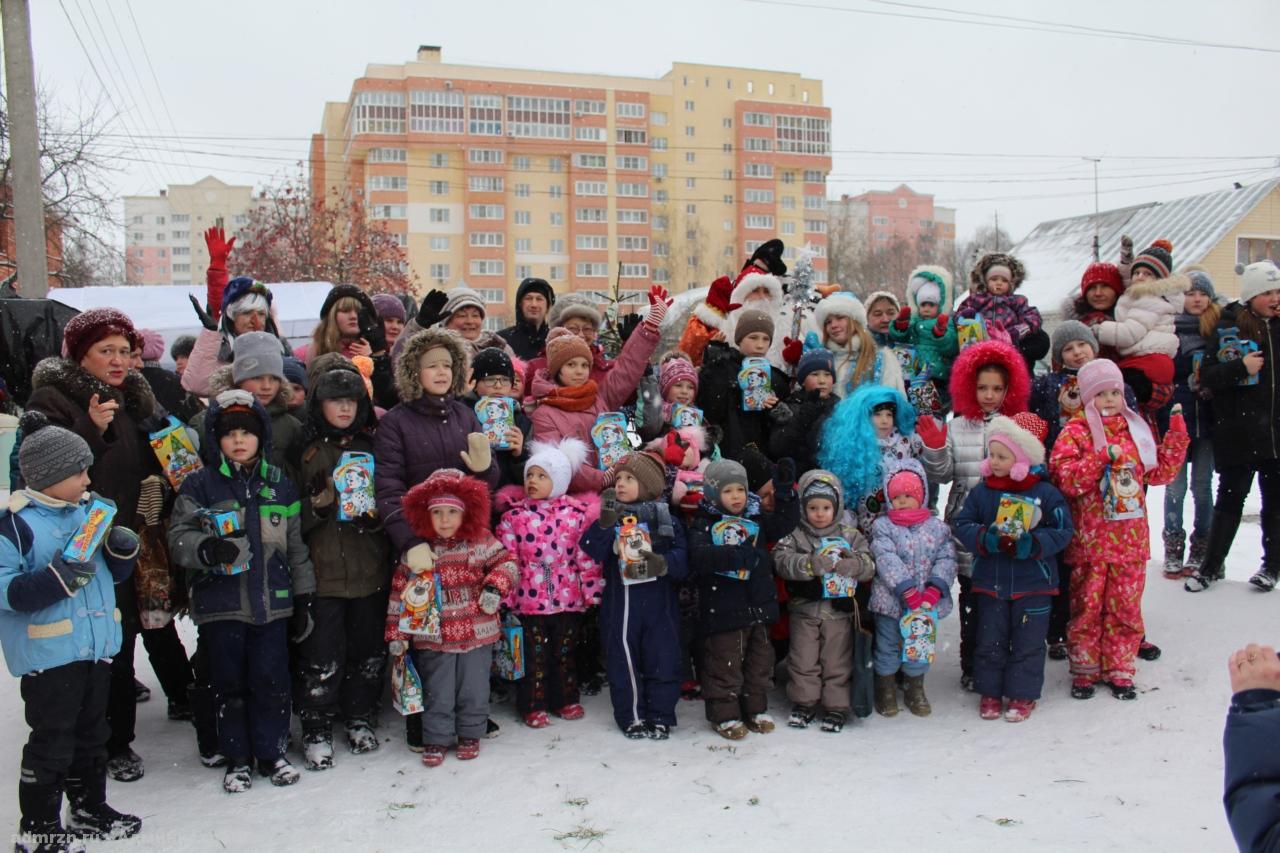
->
16 780 82 853
65 763 141 840
1185 510 1241 593
1251 507 1280 591
187 684 225 768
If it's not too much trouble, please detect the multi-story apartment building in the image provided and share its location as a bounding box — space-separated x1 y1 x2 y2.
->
828 184 955 261
123 176 265 286
311 46 831 325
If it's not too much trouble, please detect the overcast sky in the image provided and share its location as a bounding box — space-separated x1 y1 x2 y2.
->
23 0 1280 246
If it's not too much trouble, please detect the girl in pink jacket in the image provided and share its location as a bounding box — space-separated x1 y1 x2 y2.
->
528 286 671 491
495 438 603 728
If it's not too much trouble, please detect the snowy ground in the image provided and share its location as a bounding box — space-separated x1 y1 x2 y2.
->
0 485 1267 851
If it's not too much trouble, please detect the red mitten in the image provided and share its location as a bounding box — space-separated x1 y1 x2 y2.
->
893 305 912 332
781 336 803 365
204 226 235 320
933 313 950 337
902 588 924 612
916 416 947 450
644 284 672 328
663 431 687 466
1167 403 1186 434
921 587 942 608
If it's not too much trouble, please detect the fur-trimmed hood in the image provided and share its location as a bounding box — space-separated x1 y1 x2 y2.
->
207 364 293 412
907 265 954 312
948 340 1030 420
1094 272 1188 359
31 357 156 422
403 468 491 543
798 468 845 516
393 327 470 402
305 357 376 440
970 252 1026 293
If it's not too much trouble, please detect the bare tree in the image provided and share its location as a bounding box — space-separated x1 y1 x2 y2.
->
58 229 123 287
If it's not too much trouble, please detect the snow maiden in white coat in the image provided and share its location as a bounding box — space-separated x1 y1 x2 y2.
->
813 291 905 399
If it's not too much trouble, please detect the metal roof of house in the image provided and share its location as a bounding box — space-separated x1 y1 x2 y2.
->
1011 178 1280 313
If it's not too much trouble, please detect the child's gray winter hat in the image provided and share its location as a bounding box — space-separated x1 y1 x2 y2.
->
18 411 94 491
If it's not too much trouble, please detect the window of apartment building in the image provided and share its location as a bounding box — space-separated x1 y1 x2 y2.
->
781 196 796 210
368 175 408 191
653 268 670 283
156 216 165 225
743 112 772 127
685 178 696 190
469 259 504 276
653 241 669 257
745 214 774 229
131 215 142 224
157 267 168 275
369 147 407 163
469 232 504 247
467 94 503 135
576 234 608 250
575 99 606 115
653 215 668 230
805 219 828 233
617 155 647 171
173 263 190 273
651 137 667 151
620 263 649 278
724 246 734 257
410 90 464 133
549 212 564 226
743 163 773 178
388 233 408 247
574 153 607 169
548 185 563 199
513 210 531 225
172 214 190 223
919 219 933 229
744 137 772 152
514 238 531 253
684 126 695 138
430 152 449 168
512 155 530 171
776 115 831 155
429 263 450 279
685 204 697 216
577 207 607 223
429 208 450 223
575 126 606 142
548 157 563 172
1238 237 1280 264
576 262 608 277
872 216 890 225
574 181 607 196
652 163 668 179
655 190 668 203
781 221 796 236
723 219 733 231
515 265 532 280
173 230 191 239
549 265 564 281
811 244 826 258
469 148 504 165
617 128 647 145
172 246 190 256
744 189 774 204
469 204 504 219
475 288 506 303
651 111 667 126
430 236 450 250
617 101 646 119
804 169 825 183
722 118 733 129
514 183 530 198
781 171 796 184
507 96 570 139
804 195 824 210
682 152 695 165
618 182 648 198
153 233 165 242
468 175 504 192
618 236 649 252
684 100 695 112
352 91 405 134
549 238 565 253
618 209 648 224
686 256 699 268
158 249 167 258
131 232 143 242
371 205 406 219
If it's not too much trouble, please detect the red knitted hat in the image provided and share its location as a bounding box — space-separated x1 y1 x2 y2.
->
1080 262 1124 300
63 308 142 364
1012 411 1050 446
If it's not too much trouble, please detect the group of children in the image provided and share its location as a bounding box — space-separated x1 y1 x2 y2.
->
0 241 1218 850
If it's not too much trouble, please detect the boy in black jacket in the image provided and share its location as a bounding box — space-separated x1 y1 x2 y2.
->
687 457 799 740
464 347 530 491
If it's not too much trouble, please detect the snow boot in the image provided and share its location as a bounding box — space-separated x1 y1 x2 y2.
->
1162 529 1186 579
420 745 446 767
345 718 379 754
623 722 649 740
222 762 253 794
902 675 931 717
646 722 670 740
745 713 775 734
455 737 480 760
557 704 585 721
1185 534 1208 574
715 720 748 740
1071 678 1096 700
16 781 85 853
1186 510 1239 592
259 757 300 786
405 713 424 752
166 700 192 722
1108 680 1137 700
820 711 847 733
1249 565 1279 592
1138 639 1162 661
874 675 899 717
523 711 550 729
65 762 141 840
484 717 501 739
301 714 334 771
105 749 143 783
788 705 818 728
187 684 224 767
979 696 1002 720
959 673 976 692
1004 699 1036 723
133 679 150 703
680 679 702 701
1047 642 1068 661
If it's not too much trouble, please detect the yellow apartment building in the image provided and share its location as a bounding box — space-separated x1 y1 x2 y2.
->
311 46 832 326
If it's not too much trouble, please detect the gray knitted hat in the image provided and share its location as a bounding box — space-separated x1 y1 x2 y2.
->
703 459 749 511
1050 320 1099 366
232 331 285 385
18 411 94 491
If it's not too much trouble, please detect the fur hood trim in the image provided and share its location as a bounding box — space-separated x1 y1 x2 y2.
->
394 327 470 402
403 468 491 542
31 357 156 422
948 340 1030 420
1123 271 1190 301
907 265 954 311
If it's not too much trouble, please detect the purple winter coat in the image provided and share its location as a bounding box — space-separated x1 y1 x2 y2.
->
868 459 957 619
956 291 1042 344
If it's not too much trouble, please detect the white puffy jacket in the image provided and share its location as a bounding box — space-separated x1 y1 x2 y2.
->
922 413 992 576
1094 273 1188 358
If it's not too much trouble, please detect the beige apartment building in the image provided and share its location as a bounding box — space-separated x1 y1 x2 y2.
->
311 46 832 326
124 176 266 286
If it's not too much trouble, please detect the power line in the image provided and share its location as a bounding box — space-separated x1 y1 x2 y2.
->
111 0 195 173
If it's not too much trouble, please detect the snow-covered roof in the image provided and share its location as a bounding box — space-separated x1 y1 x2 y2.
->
1012 179 1280 313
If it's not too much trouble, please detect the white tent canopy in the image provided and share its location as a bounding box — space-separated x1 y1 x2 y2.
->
49 282 335 366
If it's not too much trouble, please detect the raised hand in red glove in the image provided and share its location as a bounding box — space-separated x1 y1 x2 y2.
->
1167 403 1186 434
781 336 803 366
921 586 943 609
915 416 947 450
933 313 950 338
644 284 673 328
894 305 912 332
663 431 688 466
204 226 236 320
902 588 925 612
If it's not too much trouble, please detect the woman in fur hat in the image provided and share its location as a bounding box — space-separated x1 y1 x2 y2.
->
812 291 905 399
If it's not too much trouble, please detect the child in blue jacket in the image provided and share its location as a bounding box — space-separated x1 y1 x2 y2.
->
169 390 317 793
952 415 1073 723
0 413 142 845
580 450 689 739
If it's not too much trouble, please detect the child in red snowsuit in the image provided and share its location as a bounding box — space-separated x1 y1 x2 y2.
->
1048 359 1188 700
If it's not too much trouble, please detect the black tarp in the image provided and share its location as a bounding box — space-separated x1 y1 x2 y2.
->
0 297 79 406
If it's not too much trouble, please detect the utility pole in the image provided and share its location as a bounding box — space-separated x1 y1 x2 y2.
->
993 211 1000 251
2 0 49 297
1084 156 1101 261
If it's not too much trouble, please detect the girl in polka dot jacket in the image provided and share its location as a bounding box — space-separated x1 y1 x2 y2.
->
495 438 603 728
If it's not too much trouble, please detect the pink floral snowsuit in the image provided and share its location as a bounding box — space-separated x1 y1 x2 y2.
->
1049 414 1188 684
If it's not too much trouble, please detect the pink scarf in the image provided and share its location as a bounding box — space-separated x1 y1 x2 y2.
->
888 508 933 527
